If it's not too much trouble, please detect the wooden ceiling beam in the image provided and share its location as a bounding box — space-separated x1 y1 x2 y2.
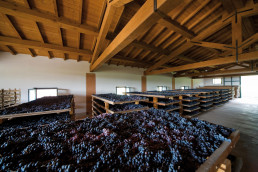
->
77 0 83 62
145 51 258 75
180 67 258 77
0 36 92 56
109 0 133 7
157 13 196 39
193 72 258 79
190 41 234 51
4 45 16 55
90 0 182 71
0 1 98 36
145 13 232 73
176 55 197 63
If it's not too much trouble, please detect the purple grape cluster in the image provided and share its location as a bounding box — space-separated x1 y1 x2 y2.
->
94 94 146 102
109 103 144 112
0 108 235 171
0 112 70 130
158 99 180 104
201 98 213 102
162 105 180 111
0 95 73 116
182 97 199 101
182 102 200 106
184 106 200 111
201 102 213 107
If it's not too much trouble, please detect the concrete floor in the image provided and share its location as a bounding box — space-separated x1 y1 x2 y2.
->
198 98 258 172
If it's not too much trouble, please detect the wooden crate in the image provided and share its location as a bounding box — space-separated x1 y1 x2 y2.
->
0 88 21 110
197 130 240 172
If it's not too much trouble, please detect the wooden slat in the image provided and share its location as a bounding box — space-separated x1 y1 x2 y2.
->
0 1 98 36
90 0 182 71
0 36 92 57
145 51 258 75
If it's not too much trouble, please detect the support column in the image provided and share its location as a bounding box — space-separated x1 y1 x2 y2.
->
172 77 175 90
191 79 194 89
86 73 96 116
142 76 146 92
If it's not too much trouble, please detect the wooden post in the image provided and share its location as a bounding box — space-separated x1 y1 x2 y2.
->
172 77 175 90
141 76 146 92
1 89 3 109
135 101 139 105
104 102 109 113
153 97 158 109
179 95 183 115
70 98 75 120
86 73 96 115
191 79 194 89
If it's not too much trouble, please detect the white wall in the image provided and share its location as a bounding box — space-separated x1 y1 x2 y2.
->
203 78 224 86
193 79 204 88
175 77 191 89
95 65 143 94
0 52 145 113
146 75 172 91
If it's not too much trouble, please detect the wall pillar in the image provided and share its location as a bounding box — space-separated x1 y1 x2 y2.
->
86 73 96 115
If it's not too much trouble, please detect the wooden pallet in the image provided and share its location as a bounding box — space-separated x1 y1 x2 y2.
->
92 95 148 105
183 107 200 112
106 106 149 114
182 102 200 107
197 130 240 172
166 107 180 112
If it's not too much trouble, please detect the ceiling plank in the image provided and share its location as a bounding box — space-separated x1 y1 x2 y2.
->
188 2 222 30
0 36 92 57
90 0 182 71
145 51 258 75
181 0 211 25
144 13 233 73
190 41 234 50
0 1 98 36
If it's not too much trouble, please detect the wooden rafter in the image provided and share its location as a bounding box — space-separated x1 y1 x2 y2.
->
0 36 92 57
0 1 98 36
179 67 258 77
77 0 83 62
4 45 16 55
145 14 232 73
145 51 258 75
90 0 182 71
1 12 36 57
190 41 234 51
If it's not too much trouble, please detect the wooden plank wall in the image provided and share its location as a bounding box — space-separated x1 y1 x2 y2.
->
141 76 146 92
86 73 96 115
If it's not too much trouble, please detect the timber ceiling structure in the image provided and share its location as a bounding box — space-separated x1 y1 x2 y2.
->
0 0 258 78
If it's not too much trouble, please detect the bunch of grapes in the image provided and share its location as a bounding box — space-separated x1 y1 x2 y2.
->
0 95 73 116
0 108 235 171
94 94 146 102
109 103 144 112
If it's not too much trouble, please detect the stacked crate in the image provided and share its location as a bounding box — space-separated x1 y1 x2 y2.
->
127 92 180 113
92 94 149 116
0 89 21 110
180 93 200 118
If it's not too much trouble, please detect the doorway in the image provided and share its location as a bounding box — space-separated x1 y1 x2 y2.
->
241 75 258 99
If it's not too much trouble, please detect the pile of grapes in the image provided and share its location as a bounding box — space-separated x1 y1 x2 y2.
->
182 97 199 101
162 105 180 111
0 108 235 171
109 103 145 112
201 102 213 107
158 99 180 104
184 106 200 111
0 95 73 116
94 94 146 102
0 112 70 130
183 110 200 116
182 102 200 106
201 98 213 102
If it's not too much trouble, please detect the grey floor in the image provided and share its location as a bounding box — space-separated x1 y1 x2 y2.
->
198 98 258 172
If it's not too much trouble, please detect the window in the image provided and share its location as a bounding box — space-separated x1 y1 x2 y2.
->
180 86 189 90
28 88 58 101
157 86 167 91
213 78 222 85
116 86 134 95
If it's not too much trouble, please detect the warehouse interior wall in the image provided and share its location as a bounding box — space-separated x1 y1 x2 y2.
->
0 52 203 113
